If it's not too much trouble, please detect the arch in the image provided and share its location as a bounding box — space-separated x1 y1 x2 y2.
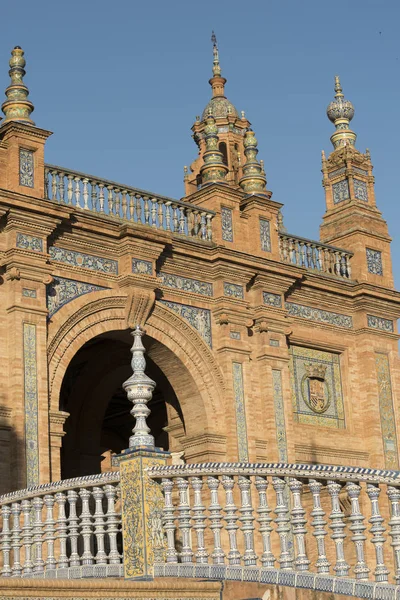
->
48 290 226 444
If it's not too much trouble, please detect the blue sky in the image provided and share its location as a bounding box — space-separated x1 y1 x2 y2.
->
1 1 400 284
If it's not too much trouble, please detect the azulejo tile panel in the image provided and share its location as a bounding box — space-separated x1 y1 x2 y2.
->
367 315 394 333
259 218 271 252
289 346 345 429
353 178 368 202
23 323 39 486
49 246 118 274
19 148 34 188
158 272 213 296
221 207 233 242
328 166 346 179
160 300 212 347
223 282 244 299
285 302 353 329
47 277 108 317
366 248 383 276
353 166 368 177
272 369 288 461
232 362 249 461
132 258 153 275
22 288 37 298
16 232 43 252
263 292 282 307
375 353 399 469
230 331 241 340
332 179 350 204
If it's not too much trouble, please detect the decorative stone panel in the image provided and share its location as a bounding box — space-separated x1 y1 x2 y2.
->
289 346 345 429
354 178 368 202
332 179 349 204
375 354 399 469
16 233 43 252
47 276 108 317
49 246 118 274
232 362 249 461
223 282 244 299
366 248 383 275
263 292 282 307
158 272 213 296
221 207 233 242
259 218 271 252
132 258 153 275
19 148 34 188
23 323 39 486
272 369 288 461
160 300 212 347
367 315 394 333
285 302 352 329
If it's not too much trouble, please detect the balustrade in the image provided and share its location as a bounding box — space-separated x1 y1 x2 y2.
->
45 165 214 241
149 462 400 595
0 472 122 578
279 233 352 279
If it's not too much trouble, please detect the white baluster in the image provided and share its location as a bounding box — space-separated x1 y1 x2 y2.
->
176 477 193 563
114 188 120 216
158 200 164 229
387 486 400 584
55 492 68 569
144 196 150 225
308 479 330 574
67 174 73 206
79 488 94 565
272 476 293 570
135 194 142 223
288 478 310 571
104 484 121 564
11 502 22 576
238 476 257 566
74 176 81 209
327 480 350 577
82 178 89 209
151 198 157 228
221 475 241 565
98 183 105 213
172 204 179 232
107 185 114 214
366 484 389 582
44 494 56 570
93 487 107 564
58 172 65 204
207 476 225 564
121 190 128 219
44 167 49 199
179 207 186 234
346 482 369 580
161 478 178 563
67 490 80 566
206 214 212 241
91 181 97 211
165 201 171 231
1 505 12 576
21 500 33 575
32 496 44 573
191 476 208 564
51 170 58 201
255 475 275 568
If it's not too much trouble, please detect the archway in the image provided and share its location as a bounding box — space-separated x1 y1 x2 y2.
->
59 329 185 479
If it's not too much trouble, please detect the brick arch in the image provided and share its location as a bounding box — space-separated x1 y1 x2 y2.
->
48 291 226 441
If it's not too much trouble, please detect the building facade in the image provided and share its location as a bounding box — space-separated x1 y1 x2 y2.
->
0 41 399 497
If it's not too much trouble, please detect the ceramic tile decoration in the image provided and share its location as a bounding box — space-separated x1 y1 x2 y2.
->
272 369 288 461
263 292 282 307
354 178 368 202
221 207 233 242
289 346 345 429
160 301 212 347
158 272 212 296
16 233 43 252
332 179 350 204
132 258 153 275
259 218 271 252
232 362 249 461
367 315 394 333
223 282 244 299
366 248 383 275
23 323 39 486
19 149 34 187
375 353 399 469
22 288 37 298
49 246 118 274
47 277 107 317
230 331 241 340
285 302 353 328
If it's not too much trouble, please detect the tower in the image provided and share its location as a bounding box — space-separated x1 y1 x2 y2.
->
320 76 393 288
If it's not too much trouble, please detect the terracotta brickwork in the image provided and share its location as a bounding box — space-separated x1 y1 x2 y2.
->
0 47 399 496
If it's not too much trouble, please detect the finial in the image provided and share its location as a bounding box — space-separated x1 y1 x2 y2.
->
241 110 246 119
199 112 228 187
1 46 35 126
123 325 155 449
211 31 221 77
239 129 268 197
183 165 189 181
326 75 356 150
321 150 326 160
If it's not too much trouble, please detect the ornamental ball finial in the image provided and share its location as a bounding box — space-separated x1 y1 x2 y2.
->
1 46 35 126
327 74 354 124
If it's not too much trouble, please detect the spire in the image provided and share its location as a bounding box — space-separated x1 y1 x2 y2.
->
211 31 221 77
326 75 356 149
1 46 35 126
199 111 228 186
239 129 268 197
209 32 226 99
123 325 155 449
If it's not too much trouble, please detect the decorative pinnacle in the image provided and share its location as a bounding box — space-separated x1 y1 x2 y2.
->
123 325 155 449
200 112 228 187
326 75 356 149
239 129 268 197
211 31 221 77
1 46 35 126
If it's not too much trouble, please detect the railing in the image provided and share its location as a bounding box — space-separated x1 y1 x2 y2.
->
0 471 122 578
149 462 400 599
44 165 215 241
279 233 353 279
